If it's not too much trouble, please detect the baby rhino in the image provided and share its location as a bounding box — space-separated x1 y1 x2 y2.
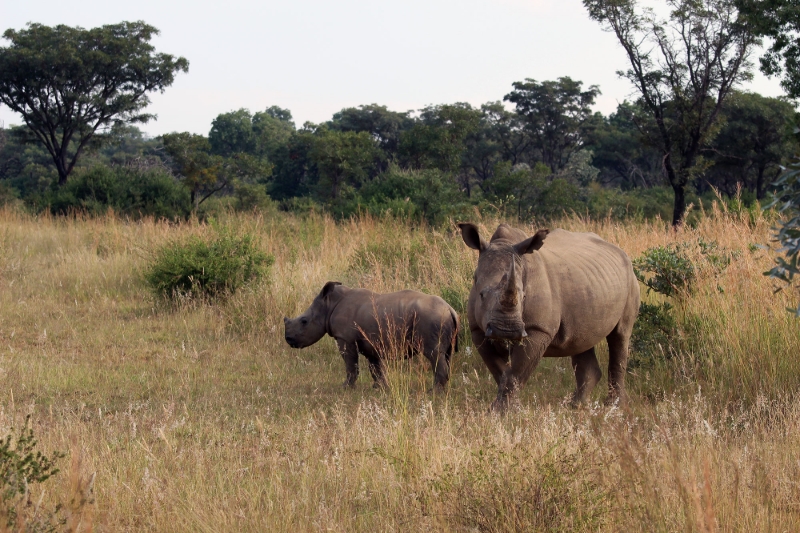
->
284 281 460 390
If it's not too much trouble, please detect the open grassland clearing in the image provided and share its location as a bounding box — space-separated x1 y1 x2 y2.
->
0 206 799 531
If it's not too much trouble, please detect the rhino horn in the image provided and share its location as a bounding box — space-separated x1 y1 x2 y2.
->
500 259 519 308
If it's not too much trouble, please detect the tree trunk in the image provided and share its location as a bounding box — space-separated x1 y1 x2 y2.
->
671 182 686 228
663 154 686 228
756 164 766 200
54 153 69 186
57 168 68 186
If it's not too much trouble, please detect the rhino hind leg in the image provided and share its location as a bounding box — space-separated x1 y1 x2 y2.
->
366 354 388 389
606 327 631 405
570 348 602 406
426 344 451 392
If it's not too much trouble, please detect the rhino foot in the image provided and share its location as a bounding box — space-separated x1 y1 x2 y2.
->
604 391 628 408
490 395 515 413
427 383 448 394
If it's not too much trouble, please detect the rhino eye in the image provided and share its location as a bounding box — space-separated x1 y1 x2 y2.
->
301 317 308 325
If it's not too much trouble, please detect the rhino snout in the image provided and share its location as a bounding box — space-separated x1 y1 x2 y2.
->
285 335 299 348
485 322 528 341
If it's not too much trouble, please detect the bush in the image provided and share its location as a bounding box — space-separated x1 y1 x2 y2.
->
633 244 696 298
44 165 191 220
764 154 800 315
630 302 678 367
633 239 737 298
144 228 273 300
339 165 468 226
1 417 65 531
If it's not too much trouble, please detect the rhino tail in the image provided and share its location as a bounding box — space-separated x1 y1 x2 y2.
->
448 307 460 356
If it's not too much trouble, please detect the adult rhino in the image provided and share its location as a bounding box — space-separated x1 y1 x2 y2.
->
284 282 460 390
458 223 639 410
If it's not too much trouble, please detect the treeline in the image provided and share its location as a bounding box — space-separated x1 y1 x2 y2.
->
1 78 796 225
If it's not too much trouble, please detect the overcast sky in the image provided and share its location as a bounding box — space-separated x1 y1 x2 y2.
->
0 0 788 137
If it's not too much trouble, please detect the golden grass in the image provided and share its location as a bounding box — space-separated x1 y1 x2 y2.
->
0 205 799 531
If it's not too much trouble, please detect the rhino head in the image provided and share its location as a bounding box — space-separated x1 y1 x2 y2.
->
283 281 341 349
459 223 549 341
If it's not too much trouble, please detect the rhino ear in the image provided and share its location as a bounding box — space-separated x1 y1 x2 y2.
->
458 223 487 252
513 229 549 255
320 281 342 299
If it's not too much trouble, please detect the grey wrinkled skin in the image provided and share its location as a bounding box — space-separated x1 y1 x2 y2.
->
284 282 460 391
459 223 640 411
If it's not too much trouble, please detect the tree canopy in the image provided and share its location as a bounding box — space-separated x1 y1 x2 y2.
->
504 77 600 174
737 0 800 98
584 0 758 226
0 21 188 185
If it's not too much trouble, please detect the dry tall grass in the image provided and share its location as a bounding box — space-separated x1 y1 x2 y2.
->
0 205 799 532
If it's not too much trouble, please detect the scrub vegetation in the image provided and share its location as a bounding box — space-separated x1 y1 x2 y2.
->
0 205 798 532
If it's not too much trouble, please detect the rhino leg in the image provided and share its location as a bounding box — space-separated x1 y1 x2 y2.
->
427 345 450 392
337 339 359 388
570 347 602 406
492 331 550 411
606 326 631 406
472 329 509 385
366 354 388 389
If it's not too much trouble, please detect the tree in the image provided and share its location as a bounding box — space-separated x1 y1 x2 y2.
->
209 106 295 163
160 133 222 209
209 109 257 157
736 0 800 98
705 92 797 199
504 77 600 174
584 0 758 226
252 106 295 160
398 103 482 195
268 129 316 201
328 104 412 157
309 128 380 200
0 22 188 186
584 102 664 189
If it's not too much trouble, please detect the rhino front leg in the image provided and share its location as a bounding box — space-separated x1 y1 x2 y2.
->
337 339 359 388
472 329 509 385
570 347 602 407
493 331 550 411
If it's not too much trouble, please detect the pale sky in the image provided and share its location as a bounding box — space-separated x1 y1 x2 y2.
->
0 0 787 137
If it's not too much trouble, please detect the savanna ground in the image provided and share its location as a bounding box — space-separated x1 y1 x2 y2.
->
0 203 799 532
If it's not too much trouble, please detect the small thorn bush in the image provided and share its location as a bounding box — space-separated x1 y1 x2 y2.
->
144 227 273 300
1 416 65 531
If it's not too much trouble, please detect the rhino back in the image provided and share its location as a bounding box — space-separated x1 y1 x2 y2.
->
329 289 454 342
527 229 637 353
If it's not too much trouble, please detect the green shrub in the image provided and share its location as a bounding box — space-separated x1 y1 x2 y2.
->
630 302 678 367
1 416 64 530
339 165 468 226
44 165 191 220
634 239 737 298
764 154 800 315
633 244 696 298
145 228 273 300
